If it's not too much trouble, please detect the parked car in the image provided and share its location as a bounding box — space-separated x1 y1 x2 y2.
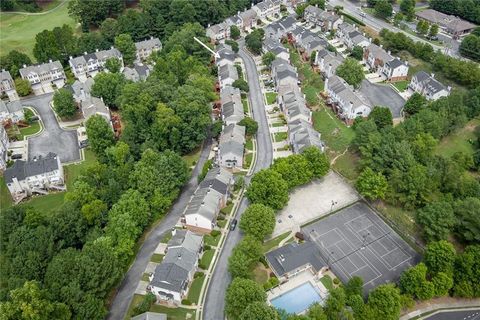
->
230 219 238 231
11 154 22 160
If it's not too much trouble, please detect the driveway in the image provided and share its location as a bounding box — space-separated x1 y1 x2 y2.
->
202 42 274 320
7 94 80 163
359 80 405 118
106 138 213 320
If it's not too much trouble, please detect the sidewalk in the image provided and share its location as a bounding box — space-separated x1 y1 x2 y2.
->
400 298 480 320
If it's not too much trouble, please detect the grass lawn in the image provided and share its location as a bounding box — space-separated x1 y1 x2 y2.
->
251 262 269 284
332 150 361 182
320 275 334 291
160 231 173 244
217 220 227 228
220 202 234 215
245 138 253 151
243 152 253 169
182 146 202 168
150 305 195 320
265 92 277 105
142 273 150 282
0 1 77 58
262 232 290 253
64 149 97 189
204 234 221 247
200 249 215 269
274 132 288 142
272 121 285 127
18 121 41 139
312 108 356 157
150 254 164 263
242 98 249 114
187 274 205 304
435 118 480 158
392 80 409 92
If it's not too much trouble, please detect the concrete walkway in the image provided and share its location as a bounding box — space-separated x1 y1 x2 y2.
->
400 299 480 320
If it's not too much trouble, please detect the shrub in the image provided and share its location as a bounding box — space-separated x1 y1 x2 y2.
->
194 271 204 279
204 245 212 251
333 278 340 285
198 262 207 270
132 293 156 316
182 299 192 305
211 230 221 237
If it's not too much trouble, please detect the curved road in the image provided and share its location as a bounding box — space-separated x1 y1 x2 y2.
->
107 138 212 320
202 43 273 320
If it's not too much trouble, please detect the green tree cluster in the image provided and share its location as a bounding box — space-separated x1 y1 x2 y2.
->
245 29 265 55
336 58 365 88
53 88 77 119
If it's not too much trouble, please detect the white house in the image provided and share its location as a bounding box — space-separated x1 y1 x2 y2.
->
135 37 162 62
218 139 244 169
253 0 281 20
0 126 9 171
316 50 343 78
381 58 409 82
216 45 236 67
69 47 123 82
3 152 65 203
225 15 243 30
0 100 24 124
122 63 152 82
280 89 311 123
149 230 203 304
19 60 66 95
220 86 244 125
218 64 238 89
81 97 111 124
272 58 298 95
363 43 393 72
409 71 451 101
325 75 371 124
0 70 19 102
207 22 230 41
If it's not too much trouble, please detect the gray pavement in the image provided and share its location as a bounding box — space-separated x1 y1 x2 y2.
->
423 309 480 320
202 41 273 320
7 94 80 163
106 138 213 320
359 80 405 118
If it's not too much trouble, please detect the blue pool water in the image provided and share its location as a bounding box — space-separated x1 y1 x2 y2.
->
270 282 323 314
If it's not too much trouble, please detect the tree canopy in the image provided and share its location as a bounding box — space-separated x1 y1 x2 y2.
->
336 58 365 88
239 204 275 241
53 88 77 119
246 169 289 210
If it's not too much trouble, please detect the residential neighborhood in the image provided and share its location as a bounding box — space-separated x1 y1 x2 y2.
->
1 1 479 320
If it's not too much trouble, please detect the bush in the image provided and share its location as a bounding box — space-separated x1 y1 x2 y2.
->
333 278 340 285
182 299 192 305
132 293 156 316
198 262 207 270
217 214 225 221
194 271 204 279
211 230 221 237
204 245 212 251
259 256 268 268
198 159 213 182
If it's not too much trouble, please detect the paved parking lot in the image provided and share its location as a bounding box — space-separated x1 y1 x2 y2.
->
8 94 80 163
303 202 421 293
360 80 405 118
272 171 360 237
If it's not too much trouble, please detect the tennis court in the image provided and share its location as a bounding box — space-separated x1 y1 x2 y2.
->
302 202 421 293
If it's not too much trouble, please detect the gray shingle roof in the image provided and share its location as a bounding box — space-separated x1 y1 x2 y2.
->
385 58 405 69
0 70 13 82
219 139 244 158
135 37 162 51
266 241 326 277
218 64 238 82
131 312 167 320
4 152 59 183
19 61 63 78
199 167 232 195
184 187 222 221
413 71 447 95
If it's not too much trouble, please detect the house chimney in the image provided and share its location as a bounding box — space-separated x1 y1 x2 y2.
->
69 56 73 60
324 77 329 90
387 50 391 55
171 228 177 236
49 59 52 63
447 86 451 92
23 64 27 68
380 44 383 48
431 73 435 78
95 48 99 52
84 51 88 55
111 46 114 50
405 61 409 66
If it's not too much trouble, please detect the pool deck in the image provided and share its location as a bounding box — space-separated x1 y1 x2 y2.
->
267 269 328 305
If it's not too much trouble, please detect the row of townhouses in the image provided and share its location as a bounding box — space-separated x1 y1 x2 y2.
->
0 70 19 102
0 126 8 170
215 44 247 169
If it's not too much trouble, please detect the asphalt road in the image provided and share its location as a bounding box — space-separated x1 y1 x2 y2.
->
202 43 273 320
7 93 80 163
423 309 480 320
359 80 405 118
106 138 213 320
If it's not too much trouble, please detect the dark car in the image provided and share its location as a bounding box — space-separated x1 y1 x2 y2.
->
230 219 238 231
11 154 22 160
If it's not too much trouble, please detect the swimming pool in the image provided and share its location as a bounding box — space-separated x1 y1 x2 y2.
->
270 282 323 314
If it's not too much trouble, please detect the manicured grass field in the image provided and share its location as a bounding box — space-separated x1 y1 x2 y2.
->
204 234 221 247
18 121 41 139
392 80 409 92
265 92 277 105
150 254 164 263
262 231 290 253
435 118 480 158
320 275 334 291
187 274 206 304
217 220 227 228
141 273 150 282
64 149 97 189
274 132 288 142
0 1 77 57
312 108 356 154
200 249 215 269
272 121 285 127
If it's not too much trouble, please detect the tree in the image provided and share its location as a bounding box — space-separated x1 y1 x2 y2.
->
238 117 258 136
345 276 364 297
460 34 480 62
367 284 401 320
230 25 241 40
100 18 119 43
68 0 125 30
432 272 454 296
336 58 365 88
404 92 428 116
245 29 264 55
0 50 32 77
85 115 115 162
374 0 393 19
399 263 428 298
429 24 439 38
369 106 393 129
271 154 314 189
77 32 110 54
239 204 275 240
416 201 456 242
355 167 388 200
324 287 346 320
0 281 71 320
240 302 278 320
33 24 77 63
246 169 289 210
225 278 266 320
232 79 249 92
417 20 429 35
225 40 239 53
262 52 276 67
53 88 77 119
14 78 31 96
399 0 415 20
424 240 456 275
91 72 126 107
301 146 330 178
454 197 480 244
350 46 364 60
307 302 327 320
114 34 136 66
228 249 252 278
105 57 122 73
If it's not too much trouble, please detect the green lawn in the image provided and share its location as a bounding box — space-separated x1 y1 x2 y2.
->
251 262 269 284
392 80 409 92
320 275 334 291
150 254 164 263
262 232 290 253
220 202 234 215
272 121 285 127
274 132 288 142
332 150 361 182
243 152 253 169
18 121 41 139
312 108 356 156
200 249 215 269
150 305 195 320
435 118 480 158
182 146 202 168
64 149 97 189
245 138 253 151
187 274 205 304
160 231 173 244
0 1 77 57
204 234 221 247
217 220 227 228
265 92 277 105
242 98 249 114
